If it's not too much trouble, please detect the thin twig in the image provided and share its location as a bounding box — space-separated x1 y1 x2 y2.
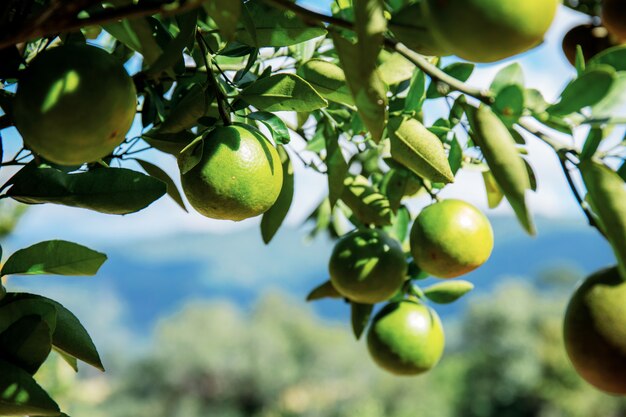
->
196 31 231 126
557 152 606 237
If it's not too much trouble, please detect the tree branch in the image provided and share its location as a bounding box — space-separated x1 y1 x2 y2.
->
0 0 202 50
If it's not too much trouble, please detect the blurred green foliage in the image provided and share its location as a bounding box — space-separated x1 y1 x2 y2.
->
0 200 26 239
46 276 626 417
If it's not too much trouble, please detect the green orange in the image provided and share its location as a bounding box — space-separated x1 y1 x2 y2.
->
179 124 283 221
410 199 493 279
13 44 136 165
329 229 407 304
563 266 626 395
425 0 559 62
367 300 445 375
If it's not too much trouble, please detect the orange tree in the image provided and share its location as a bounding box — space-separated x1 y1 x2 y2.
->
0 0 626 414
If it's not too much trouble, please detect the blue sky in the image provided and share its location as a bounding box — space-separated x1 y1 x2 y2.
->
0 4 621 248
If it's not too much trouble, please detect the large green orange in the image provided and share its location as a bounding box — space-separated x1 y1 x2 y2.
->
410 199 493 279
563 266 626 394
425 0 559 62
329 229 407 304
13 44 136 165
179 124 283 221
367 300 445 375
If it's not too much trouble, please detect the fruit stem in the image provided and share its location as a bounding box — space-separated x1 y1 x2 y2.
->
422 180 440 202
196 31 232 126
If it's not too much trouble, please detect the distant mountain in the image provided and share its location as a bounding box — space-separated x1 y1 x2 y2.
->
5 216 614 339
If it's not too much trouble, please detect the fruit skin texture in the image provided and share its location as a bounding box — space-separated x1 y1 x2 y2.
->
329 229 407 304
179 125 283 221
13 44 136 166
562 25 614 66
410 199 493 279
603 0 626 41
425 0 558 63
367 300 445 375
563 266 626 395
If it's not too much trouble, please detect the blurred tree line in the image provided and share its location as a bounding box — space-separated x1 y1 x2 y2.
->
38 275 626 417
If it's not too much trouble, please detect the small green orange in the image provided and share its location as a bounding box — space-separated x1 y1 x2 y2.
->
179 124 283 221
367 300 445 375
410 199 493 279
563 266 626 395
13 44 136 165
329 229 407 304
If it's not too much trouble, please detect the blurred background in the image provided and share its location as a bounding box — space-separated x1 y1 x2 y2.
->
1 2 626 417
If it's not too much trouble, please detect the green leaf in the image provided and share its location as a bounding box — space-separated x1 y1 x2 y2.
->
588 45 626 71
388 116 455 184
2 240 106 277
0 359 60 416
248 112 290 145
134 159 187 212
377 51 415 86
341 175 392 227
467 105 535 235
236 0 326 47
482 170 504 209
423 280 474 304
261 146 294 244
306 280 342 301
386 206 410 242
178 135 205 175
380 169 409 211
332 33 387 142
6 166 167 215
1 294 104 372
0 316 52 375
354 0 386 71
448 135 463 175
0 299 57 337
618 161 626 181
203 0 241 40
53 347 78 373
580 127 604 161
493 84 525 125
427 63 474 99
589 72 626 120
490 63 524 93
147 10 198 75
240 73 327 112
580 160 626 280
351 302 374 340
296 59 354 106
159 84 215 134
143 130 197 155
324 125 349 208
404 69 426 113
388 3 448 56
104 17 165 67
547 68 615 116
